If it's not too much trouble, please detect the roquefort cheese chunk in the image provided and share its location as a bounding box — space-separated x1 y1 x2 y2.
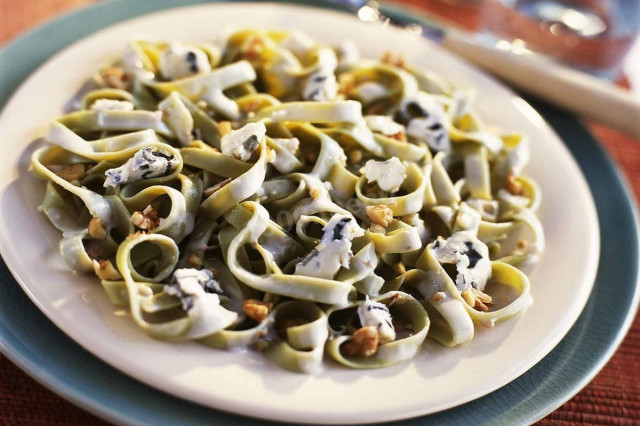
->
295 214 364 280
103 147 178 187
363 157 406 193
220 122 266 161
159 42 212 80
357 296 396 343
432 232 492 292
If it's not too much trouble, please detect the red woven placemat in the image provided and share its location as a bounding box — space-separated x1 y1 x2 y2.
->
0 1 639 424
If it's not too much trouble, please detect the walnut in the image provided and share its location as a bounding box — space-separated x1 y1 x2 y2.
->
506 174 523 195
131 205 160 230
429 291 446 303
381 51 407 70
388 131 406 142
309 187 322 200
54 164 86 181
242 36 264 62
342 326 379 357
88 217 107 240
242 299 272 323
100 67 129 90
91 259 122 280
462 288 493 312
187 253 203 268
348 149 363 164
218 121 232 136
366 204 394 228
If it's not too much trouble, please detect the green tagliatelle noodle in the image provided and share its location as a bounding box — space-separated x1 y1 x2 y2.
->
31 29 544 373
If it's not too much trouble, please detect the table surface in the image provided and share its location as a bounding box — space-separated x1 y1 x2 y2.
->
1 1 639 425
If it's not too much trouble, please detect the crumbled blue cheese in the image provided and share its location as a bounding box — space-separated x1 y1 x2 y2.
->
272 137 300 155
397 93 450 152
90 99 135 111
302 70 338 101
166 269 223 309
158 92 194 146
220 122 266 161
159 42 212 80
406 117 449 152
432 232 492 292
363 157 406 193
295 214 364 280
165 268 234 338
357 296 395 343
302 48 338 101
103 147 178 187
364 115 405 137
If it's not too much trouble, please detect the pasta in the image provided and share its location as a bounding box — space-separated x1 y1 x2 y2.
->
31 29 544 373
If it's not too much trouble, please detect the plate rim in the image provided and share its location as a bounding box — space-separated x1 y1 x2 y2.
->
0 0 637 425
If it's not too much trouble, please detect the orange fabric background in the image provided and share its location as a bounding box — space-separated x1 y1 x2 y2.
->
0 1 638 424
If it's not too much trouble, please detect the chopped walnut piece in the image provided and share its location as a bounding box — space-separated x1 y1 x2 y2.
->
309 187 323 200
243 36 264 62
462 288 493 312
381 51 407 70
218 121 232 136
91 259 122 280
506 174 524 195
100 67 128 90
343 326 379 357
366 204 394 228
54 164 86 182
430 291 446 303
203 178 232 198
88 217 107 240
242 299 272 323
348 149 363 164
388 131 406 142
187 253 203 268
131 205 160 230
386 293 401 306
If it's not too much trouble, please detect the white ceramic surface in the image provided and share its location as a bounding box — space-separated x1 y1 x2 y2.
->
0 3 600 424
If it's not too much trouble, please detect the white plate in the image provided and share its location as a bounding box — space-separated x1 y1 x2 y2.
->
0 3 599 424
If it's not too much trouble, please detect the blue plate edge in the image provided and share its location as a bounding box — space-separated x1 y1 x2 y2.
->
0 1 638 425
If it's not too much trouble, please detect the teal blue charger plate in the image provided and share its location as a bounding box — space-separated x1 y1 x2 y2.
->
0 0 638 424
